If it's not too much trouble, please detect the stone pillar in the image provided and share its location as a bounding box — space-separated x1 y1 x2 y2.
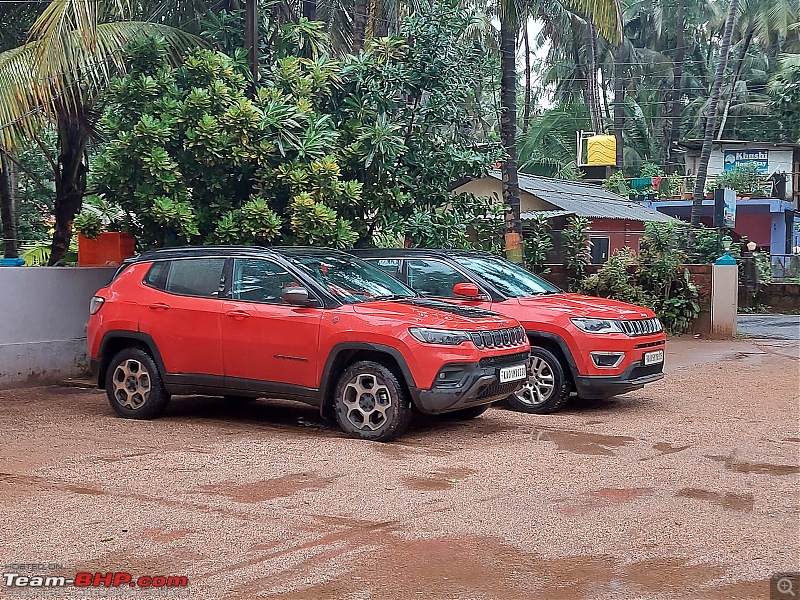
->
711 258 738 338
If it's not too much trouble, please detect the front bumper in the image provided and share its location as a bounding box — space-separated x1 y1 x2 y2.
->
410 353 529 414
574 360 664 400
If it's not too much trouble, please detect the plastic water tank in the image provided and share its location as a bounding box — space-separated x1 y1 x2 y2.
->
586 135 617 166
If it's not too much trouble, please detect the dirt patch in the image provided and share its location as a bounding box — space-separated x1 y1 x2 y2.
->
532 428 635 456
403 467 476 490
558 487 653 515
622 557 726 593
199 472 336 503
652 442 691 455
676 488 754 511
705 454 800 476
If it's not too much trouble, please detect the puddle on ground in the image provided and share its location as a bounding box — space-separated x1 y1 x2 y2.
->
222 530 733 600
652 442 691 456
676 488 754 511
623 557 726 593
199 472 336 503
403 467 476 491
532 428 635 456
705 454 799 476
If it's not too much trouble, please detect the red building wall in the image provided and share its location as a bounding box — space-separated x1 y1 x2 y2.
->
587 218 646 258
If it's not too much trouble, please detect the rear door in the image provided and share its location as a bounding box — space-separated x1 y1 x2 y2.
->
221 258 322 389
137 258 227 378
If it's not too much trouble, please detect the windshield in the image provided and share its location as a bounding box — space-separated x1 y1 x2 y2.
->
460 255 561 298
292 253 416 304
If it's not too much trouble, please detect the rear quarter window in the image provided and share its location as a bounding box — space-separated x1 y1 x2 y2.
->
143 261 169 289
145 258 226 298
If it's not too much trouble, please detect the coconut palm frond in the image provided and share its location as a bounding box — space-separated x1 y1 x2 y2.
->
0 21 198 150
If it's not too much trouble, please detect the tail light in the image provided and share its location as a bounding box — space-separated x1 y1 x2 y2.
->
89 296 105 315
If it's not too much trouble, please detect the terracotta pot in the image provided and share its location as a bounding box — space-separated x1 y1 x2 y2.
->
78 232 135 267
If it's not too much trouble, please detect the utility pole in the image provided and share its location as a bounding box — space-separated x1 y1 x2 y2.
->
245 0 259 93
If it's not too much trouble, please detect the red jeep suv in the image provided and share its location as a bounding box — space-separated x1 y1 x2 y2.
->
352 249 666 414
87 246 530 441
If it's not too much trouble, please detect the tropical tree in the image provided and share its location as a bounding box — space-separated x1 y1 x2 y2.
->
498 0 621 262
0 0 196 264
690 0 739 226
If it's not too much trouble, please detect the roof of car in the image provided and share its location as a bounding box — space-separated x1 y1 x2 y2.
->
128 245 348 262
349 248 495 259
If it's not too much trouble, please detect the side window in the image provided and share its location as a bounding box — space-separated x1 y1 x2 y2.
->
143 261 169 289
370 259 402 279
164 258 226 298
231 259 298 304
407 259 470 298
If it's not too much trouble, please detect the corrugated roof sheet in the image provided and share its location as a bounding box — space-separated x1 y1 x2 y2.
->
489 171 674 223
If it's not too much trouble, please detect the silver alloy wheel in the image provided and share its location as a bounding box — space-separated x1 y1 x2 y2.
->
112 359 151 410
341 373 392 431
513 355 555 406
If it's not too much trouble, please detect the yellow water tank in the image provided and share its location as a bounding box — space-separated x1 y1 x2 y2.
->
586 134 617 166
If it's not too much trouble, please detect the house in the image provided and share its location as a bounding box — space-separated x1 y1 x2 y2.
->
455 171 673 264
649 140 800 254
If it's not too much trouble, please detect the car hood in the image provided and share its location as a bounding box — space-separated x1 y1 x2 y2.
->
513 293 656 320
352 298 513 330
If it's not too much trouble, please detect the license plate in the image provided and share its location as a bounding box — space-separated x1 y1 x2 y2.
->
644 350 664 366
499 364 527 383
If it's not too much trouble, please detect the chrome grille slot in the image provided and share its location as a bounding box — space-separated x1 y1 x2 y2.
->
620 318 662 337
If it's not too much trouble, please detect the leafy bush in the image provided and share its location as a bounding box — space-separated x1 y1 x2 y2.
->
523 213 553 273
562 216 591 288
712 163 769 197
579 222 702 334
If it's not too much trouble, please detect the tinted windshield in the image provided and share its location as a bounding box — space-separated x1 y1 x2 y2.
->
460 255 561 298
292 253 416 304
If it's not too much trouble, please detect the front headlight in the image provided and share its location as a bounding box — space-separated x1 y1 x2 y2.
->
570 318 624 334
409 327 471 345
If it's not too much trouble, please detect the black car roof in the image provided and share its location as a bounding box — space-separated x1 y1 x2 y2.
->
350 248 495 259
128 245 350 263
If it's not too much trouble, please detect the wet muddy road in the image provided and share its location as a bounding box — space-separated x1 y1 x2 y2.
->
1 338 798 599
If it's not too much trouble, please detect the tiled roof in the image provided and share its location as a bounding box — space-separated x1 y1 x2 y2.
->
489 171 675 223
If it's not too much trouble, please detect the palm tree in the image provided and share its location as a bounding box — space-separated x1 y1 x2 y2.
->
690 0 739 226
0 0 195 264
498 0 621 262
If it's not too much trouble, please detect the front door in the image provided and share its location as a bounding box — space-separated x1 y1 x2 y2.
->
221 258 322 389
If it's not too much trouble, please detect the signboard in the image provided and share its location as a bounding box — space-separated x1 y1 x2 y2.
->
714 188 736 228
723 149 769 173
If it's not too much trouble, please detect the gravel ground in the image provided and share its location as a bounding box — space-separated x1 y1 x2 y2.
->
0 337 798 600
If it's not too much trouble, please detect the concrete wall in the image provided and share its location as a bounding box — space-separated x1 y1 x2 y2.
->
0 267 116 389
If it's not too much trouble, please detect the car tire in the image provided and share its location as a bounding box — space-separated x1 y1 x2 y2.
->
333 361 412 442
444 404 491 420
105 347 170 419
505 347 570 414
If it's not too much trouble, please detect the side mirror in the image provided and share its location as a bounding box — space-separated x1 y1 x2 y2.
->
281 286 313 306
453 282 482 299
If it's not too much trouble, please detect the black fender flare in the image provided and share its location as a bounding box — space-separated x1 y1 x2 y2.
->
97 331 167 387
319 342 417 412
525 331 579 381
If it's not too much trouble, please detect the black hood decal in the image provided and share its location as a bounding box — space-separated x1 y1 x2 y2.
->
400 298 500 319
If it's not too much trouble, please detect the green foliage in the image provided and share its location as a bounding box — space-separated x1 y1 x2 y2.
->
604 171 631 196
562 216 591 288
73 195 125 239
523 213 553 273
579 221 702 333
379 194 503 251
712 163 770 197
769 65 800 144
19 239 77 266
93 3 498 251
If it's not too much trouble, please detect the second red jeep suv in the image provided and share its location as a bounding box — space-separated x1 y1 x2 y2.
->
87 246 530 441
353 249 666 414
